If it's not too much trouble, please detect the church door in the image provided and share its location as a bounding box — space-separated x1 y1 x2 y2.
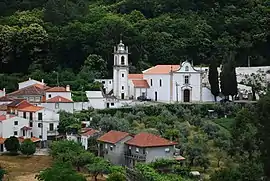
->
121 93 125 99
183 89 190 102
155 91 158 101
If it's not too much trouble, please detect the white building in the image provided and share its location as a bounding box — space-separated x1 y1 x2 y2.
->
96 40 215 103
0 114 41 152
0 88 6 98
17 105 60 142
45 86 72 100
18 78 45 90
41 95 74 113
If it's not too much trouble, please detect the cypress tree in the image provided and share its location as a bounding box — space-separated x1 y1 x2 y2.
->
220 62 230 99
208 59 220 101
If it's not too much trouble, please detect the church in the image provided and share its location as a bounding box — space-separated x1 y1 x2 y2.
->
95 40 217 103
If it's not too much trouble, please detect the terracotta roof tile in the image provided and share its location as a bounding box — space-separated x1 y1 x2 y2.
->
0 137 6 144
97 130 129 144
46 96 73 103
18 137 41 143
8 85 45 96
33 83 50 90
143 65 180 74
18 105 43 112
7 99 26 107
132 80 150 88
0 96 14 102
128 74 143 79
0 105 7 111
126 132 177 147
81 128 99 136
46 87 67 92
0 114 16 122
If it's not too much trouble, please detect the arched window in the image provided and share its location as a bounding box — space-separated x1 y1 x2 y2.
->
121 56 125 65
185 66 189 71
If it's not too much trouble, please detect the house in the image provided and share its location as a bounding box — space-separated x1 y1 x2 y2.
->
18 78 45 90
66 127 99 150
0 114 41 152
17 105 60 145
97 130 133 165
95 40 216 103
0 96 13 105
7 99 32 115
41 95 74 113
124 132 178 167
45 86 72 100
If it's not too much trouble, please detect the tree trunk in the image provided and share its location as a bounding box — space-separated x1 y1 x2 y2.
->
214 96 217 102
94 174 98 181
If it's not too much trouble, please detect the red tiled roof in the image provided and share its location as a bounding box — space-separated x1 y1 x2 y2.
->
143 65 180 74
46 96 73 103
7 99 27 107
132 80 150 88
8 84 45 96
81 128 99 136
0 114 16 122
33 83 51 90
0 137 6 144
128 74 143 79
126 132 177 147
18 137 41 143
46 87 67 92
18 105 43 112
0 96 14 102
97 130 129 144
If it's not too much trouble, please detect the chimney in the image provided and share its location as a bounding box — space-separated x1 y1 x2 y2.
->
66 85 70 92
41 79 44 84
3 88 5 96
29 78 31 80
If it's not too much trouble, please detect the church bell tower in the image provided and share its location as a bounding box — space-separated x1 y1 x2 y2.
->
113 38 129 99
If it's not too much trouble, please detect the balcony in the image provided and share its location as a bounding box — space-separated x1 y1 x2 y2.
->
124 152 146 161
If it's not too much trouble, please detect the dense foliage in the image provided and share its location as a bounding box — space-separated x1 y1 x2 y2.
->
4 136 20 154
0 0 269 91
20 139 36 156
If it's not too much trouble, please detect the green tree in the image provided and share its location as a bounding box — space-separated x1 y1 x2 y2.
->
72 151 95 171
49 140 83 159
87 157 110 181
35 162 87 181
257 92 270 180
107 172 126 181
83 54 107 78
4 136 20 154
208 58 220 101
20 139 36 156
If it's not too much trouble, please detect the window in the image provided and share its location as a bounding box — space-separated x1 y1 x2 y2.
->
23 112 26 118
165 148 170 153
102 81 105 84
122 73 124 77
35 97 41 102
109 81 111 84
136 148 139 153
160 79 162 87
31 132 33 137
48 94 51 98
29 122 33 127
29 97 34 102
184 76 189 84
14 131 17 136
122 86 124 90
110 146 113 151
121 56 125 65
30 112 33 120
142 148 146 154
49 123 54 131
55 103 59 109
23 130 26 137
105 144 108 149
39 135 42 139
38 123 42 128
185 66 189 71
14 121 18 125
111 103 114 106
150 79 153 86
38 113 42 120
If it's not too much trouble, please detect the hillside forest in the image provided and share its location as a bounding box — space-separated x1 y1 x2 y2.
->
0 0 270 92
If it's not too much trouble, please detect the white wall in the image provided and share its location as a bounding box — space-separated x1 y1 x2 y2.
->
40 102 74 113
201 87 222 102
95 79 113 94
17 108 59 141
0 116 30 138
113 67 129 99
143 74 170 102
46 92 72 100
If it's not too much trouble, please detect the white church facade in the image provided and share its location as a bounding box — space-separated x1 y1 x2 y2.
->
95 40 218 103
